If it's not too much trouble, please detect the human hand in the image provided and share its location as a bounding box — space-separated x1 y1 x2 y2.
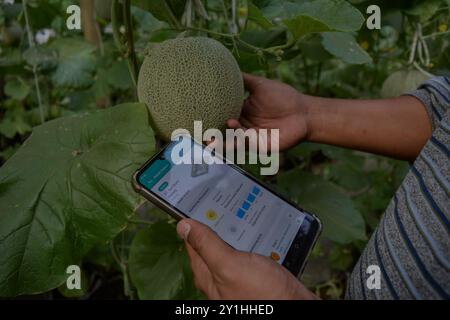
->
176 219 317 300
227 73 311 151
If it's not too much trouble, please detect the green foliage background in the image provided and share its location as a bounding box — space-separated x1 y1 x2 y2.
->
0 0 449 299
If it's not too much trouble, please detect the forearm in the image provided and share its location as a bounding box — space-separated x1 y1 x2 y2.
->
302 95 432 161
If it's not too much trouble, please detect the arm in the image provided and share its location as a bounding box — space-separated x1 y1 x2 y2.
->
229 73 433 161
304 95 432 161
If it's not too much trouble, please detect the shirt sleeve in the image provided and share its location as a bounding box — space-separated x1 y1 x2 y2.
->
407 76 450 131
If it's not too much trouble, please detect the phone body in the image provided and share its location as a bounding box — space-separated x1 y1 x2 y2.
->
132 136 322 276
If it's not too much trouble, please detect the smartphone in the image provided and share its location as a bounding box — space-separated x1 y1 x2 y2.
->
132 136 322 276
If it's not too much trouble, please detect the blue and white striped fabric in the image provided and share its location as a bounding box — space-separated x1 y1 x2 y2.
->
346 76 450 300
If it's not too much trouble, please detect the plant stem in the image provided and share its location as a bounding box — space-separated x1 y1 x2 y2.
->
32 68 44 123
236 38 262 52
186 26 233 38
123 0 139 89
110 237 135 299
412 61 435 78
164 0 182 29
230 0 238 34
422 30 450 39
266 39 296 51
221 0 233 34
80 0 103 53
111 0 138 98
111 0 123 50
23 0 45 124
22 0 34 47
184 26 283 57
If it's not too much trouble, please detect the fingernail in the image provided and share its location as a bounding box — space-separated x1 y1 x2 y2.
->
177 220 191 240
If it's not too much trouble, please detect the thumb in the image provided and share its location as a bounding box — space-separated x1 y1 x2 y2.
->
177 219 235 272
243 73 265 92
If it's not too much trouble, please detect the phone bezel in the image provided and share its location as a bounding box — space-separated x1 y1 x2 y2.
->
132 138 322 277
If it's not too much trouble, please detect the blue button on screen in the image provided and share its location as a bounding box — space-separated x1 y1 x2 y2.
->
242 201 251 210
237 208 246 219
252 186 261 195
247 194 256 203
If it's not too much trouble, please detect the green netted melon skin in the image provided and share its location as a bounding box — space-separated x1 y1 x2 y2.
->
381 69 430 98
137 37 244 140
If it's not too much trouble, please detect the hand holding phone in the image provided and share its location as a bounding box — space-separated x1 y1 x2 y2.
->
175 218 318 300
132 136 321 276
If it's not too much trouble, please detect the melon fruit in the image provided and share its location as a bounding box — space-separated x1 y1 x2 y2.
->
137 37 244 141
381 69 430 98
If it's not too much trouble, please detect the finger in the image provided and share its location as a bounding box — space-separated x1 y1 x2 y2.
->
176 219 235 273
239 117 258 131
225 119 242 151
185 242 214 294
240 97 257 118
225 119 253 151
243 73 265 92
228 123 262 153
205 137 217 146
226 119 242 129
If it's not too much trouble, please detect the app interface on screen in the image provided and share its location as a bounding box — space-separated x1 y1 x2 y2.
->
138 139 306 263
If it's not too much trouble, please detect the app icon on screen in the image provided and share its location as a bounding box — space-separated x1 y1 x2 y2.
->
270 251 281 261
205 209 218 221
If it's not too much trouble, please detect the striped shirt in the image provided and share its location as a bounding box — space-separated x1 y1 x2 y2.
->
346 76 450 300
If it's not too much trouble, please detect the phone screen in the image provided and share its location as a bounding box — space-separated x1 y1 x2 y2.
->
137 137 317 266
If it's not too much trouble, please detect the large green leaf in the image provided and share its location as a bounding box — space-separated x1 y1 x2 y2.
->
106 60 133 90
239 29 287 49
278 170 366 244
405 0 443 22
248 1 274 29
283 15 331 40
0 107 32 139
0 103 155 297
254 0 364 40
128 221 202 299
252 0 295 19
131 0 185 26
321 32 372 64
297 34 333 61
131 5 167 32
22 46 58 71
49 38 96 88
4 78 30 101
